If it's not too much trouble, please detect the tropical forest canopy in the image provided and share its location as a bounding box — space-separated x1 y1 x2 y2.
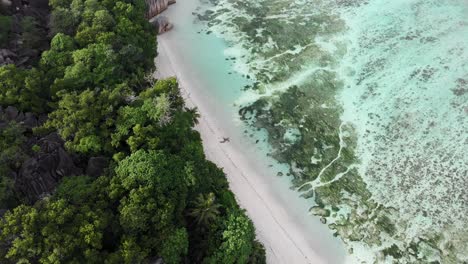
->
0 0 265 263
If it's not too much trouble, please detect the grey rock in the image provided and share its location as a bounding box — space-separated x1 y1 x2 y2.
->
1 0 12 7
0 106 39 129
22 112 38 129
0 49 16 58
29 0 48 9
5 106 18 120
146 0 176 19
152 16 173 34
0 49 17 66
15 111 24 122
0 209 7 218
149 257 165 264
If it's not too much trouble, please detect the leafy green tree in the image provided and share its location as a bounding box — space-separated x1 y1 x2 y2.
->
40 33 75 86
0 65 25 108
43 84 129 154
70 0 85 17
41 33 75 67
50 7 79 36
74 25 101 47
20 16 45 50
0 123 26 166
111 149 188 226
55 175 95 204
0 0 266 262
112 104 157 152
0 65 48 112
159 228 189 264
0 205 39 262
120 236 147 264
0 175 121 263
81 0 104 25
111 82 175 152
112 1 156 71
93 9 114 30
0 198 111 263
23 68 50 112
60 43 119 91
249 241 267 264
206 210 256 264
74 7 115 46
189 193 221 227
0 122 26 208
111 149 190 254
49 0 74 9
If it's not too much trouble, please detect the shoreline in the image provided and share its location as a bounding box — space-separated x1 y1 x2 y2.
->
156 35 320 264
154 11 347 264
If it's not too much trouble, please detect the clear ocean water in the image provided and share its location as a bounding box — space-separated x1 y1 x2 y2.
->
161 0 467 262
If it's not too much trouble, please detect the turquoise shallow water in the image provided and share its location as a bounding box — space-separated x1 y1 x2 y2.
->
198 0 467 262
156 0 349 263
339 0 467 242
162 0 467 262
337 1 468 261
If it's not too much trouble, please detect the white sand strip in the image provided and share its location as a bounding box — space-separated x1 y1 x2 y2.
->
155 34 339 264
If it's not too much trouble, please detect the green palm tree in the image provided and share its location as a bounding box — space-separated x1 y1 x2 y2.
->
188 192 221 227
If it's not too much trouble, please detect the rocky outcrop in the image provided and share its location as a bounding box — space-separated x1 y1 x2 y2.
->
16 133 82 203
149 257 165 264
150 16 173 35
0 49 16 65
0 0 11 8
3 105 18 120
1 107 81 204
1 106 112 204
0 106 43 129
5 0 48 14
0 0 49 67
146 0 176 19
146 0 176 35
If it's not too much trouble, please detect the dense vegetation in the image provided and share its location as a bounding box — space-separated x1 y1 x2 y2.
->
0 0 265 263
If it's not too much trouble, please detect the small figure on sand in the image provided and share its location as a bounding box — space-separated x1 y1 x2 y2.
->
220 137 230 143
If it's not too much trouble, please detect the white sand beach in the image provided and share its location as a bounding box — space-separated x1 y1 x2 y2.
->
153 2 347 262
156 37 322 264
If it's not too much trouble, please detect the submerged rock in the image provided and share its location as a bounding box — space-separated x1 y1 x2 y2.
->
309 206 330 217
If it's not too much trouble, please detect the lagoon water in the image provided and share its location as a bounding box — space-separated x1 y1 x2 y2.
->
160 0 467 263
